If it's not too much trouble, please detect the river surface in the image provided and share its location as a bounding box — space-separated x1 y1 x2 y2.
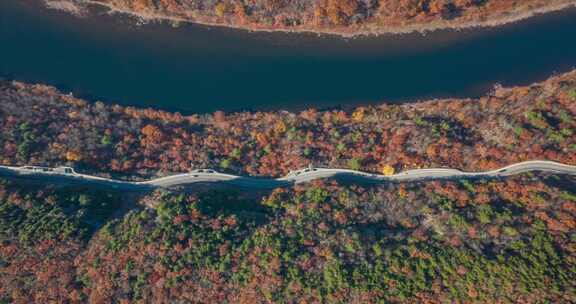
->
1 0 576 113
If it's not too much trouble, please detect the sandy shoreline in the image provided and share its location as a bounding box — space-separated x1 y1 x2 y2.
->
45 0 576 38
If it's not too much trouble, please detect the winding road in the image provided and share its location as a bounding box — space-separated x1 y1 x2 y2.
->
0 161 575 191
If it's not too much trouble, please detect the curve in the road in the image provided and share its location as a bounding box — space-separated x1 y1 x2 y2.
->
0 160 575 190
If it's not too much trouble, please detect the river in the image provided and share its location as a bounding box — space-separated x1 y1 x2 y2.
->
1 0 575 113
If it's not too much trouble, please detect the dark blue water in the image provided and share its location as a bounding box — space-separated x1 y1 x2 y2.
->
1 0 575 113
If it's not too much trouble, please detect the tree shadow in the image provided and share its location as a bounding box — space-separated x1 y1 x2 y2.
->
195 188 272 227
541 174 576 193
0 177 148 243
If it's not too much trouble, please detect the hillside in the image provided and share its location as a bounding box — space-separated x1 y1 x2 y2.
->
0 71 575 179
54 0 576 36
0 173 575 303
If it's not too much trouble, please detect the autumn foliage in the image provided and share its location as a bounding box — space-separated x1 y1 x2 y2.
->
85 0 572 35
0 71 574 180
1 173 575 303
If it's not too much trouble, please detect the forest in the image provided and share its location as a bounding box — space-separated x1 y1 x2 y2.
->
0 70 574 180
1 2 573 303
1 48 574 303
66 0 576 35
0 173 575 303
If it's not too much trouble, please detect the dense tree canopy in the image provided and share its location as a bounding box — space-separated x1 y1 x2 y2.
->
1 68 574 303
72 0 574 35
0 71 574 179
0 174 575 302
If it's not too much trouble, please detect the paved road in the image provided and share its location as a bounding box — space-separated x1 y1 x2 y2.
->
0 161 575 191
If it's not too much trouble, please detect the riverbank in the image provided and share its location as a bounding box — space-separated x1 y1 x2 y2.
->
1 70 575 179
46 0 576 37
3 0 576 114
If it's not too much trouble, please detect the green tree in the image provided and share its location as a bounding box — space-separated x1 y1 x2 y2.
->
230 148 242 159
348 157 362 170
220 158 232 169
